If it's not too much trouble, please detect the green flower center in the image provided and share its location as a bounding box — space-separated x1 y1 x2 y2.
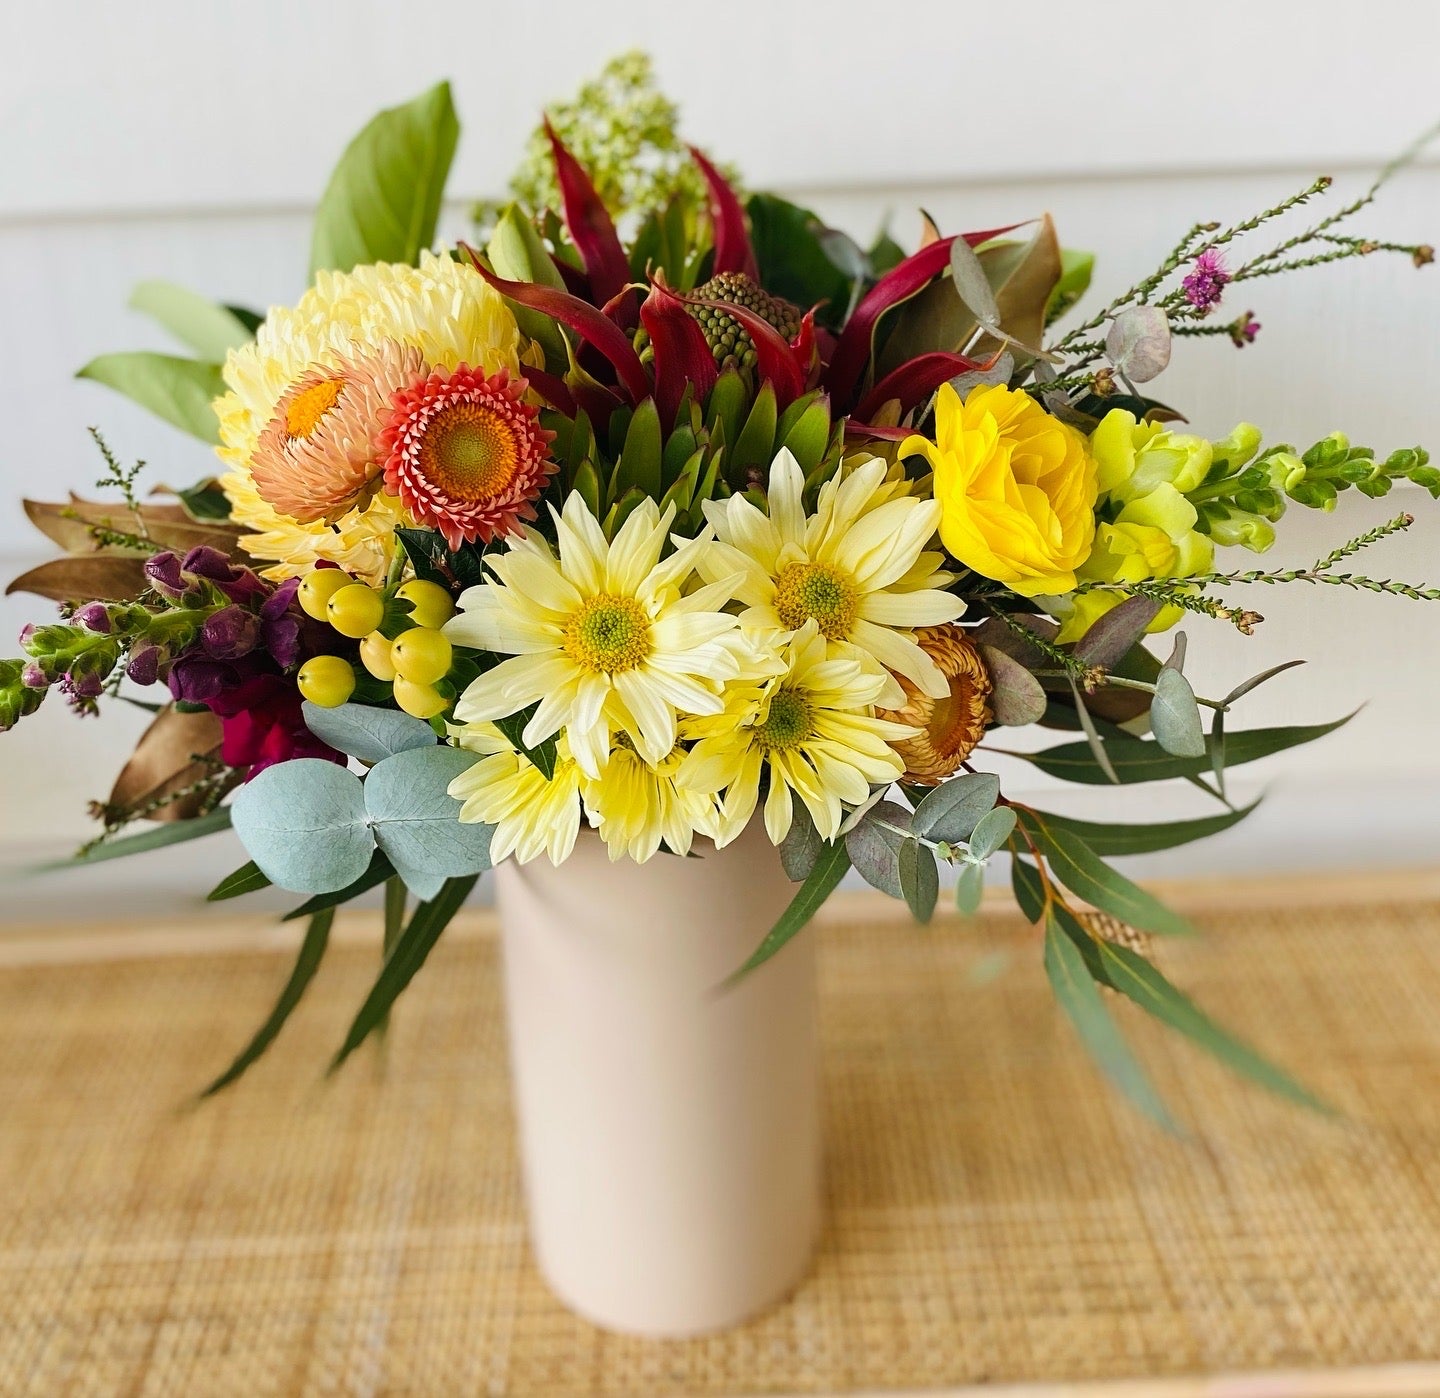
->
562 594 651 674
755 687 814 752
773 561 857 641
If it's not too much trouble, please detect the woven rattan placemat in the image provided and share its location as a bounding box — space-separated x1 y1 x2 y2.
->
3 885 1440 1396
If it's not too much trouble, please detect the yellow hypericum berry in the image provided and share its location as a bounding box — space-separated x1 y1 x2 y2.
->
297 655 356 708
359 631 398 681
390 627 453 686
326 583 385 638
396 578 456 629
297 567 352 620
392 677 448 719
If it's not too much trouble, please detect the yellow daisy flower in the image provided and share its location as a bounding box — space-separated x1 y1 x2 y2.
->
444 495 744 779
447 724 584 866
579 731 723 863
678 623 915 847
215 251 521 580
695 449 963 710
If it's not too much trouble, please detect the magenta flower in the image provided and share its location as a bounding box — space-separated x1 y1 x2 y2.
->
1229 312 1261 347
1181 249 1231 315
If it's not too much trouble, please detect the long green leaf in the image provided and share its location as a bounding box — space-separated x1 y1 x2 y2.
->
1093 938 1332 1113
1010 853 1046 923
281 852 395 922
727 841 849 984
1016 800 1260 856
310 81 459 277
76 352 226 443
207 860 272 902
129 281 256 359
1025 819 1196 937
39 807 232 870
1044 910 1179 1131
1014 713 1356 786
198 908 333 1097
328 875 477 1072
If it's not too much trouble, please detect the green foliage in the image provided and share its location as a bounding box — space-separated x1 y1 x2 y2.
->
207 861 272 902
746 193 852 329
199 908 333 1097
728 840 851 984
76 352 226 443
301 700 437 766
1015 801 1259 856
128 281 256 360
912 773 999 843
898 838 939 923
39 807 233 869
281 853 396 922
310 81 458 277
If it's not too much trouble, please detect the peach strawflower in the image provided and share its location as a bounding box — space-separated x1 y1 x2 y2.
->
381 365 555 550
876 624 993 784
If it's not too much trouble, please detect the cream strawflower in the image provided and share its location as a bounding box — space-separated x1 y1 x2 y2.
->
580 731 723 863
215 251 521 580
678 623 915 846
445 495 744 779
696 449 964 709
447 724 583 866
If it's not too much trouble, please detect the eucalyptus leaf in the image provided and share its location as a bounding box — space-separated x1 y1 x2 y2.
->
1045 909 1179 1131
728 840 850 984
949 237 1002 329
1068 675 1121 784
1074 597 1163 669
912 772 1000 842
76 352 226 443
1223 659 1306 706
979 644 1048 726
1011 856 1046 924
1163 631 1188 675
949 351 1014 397
1016 800 1260 856
310 81 459 277
955 861 986 916
128 281 256 360
301 700 437 765
206 860 272 902
38 807 232 870
844 800 911 899
1029 823 1196 937
364 746 492 898
282 851 395 921
229 759 373 894
969 806 1018 861
1105 305 1172 383
1149 668 1207 758
898 839 939 923
779 803 823 882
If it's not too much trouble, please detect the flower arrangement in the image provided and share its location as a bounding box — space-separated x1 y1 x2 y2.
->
7 56 1438 1120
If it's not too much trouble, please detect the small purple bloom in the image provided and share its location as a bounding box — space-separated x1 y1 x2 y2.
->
72 602 112 634
126 645 162 687
167 656 234 704
201 605 262 660
262 615 302 669
62 668 105 700
1181 249 1231 316
261 577 301 621
18 623 35 648
20 662 50 690
1229 312 1261 347
144 551 188 600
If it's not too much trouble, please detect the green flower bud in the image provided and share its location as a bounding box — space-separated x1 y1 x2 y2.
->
1206 508 1277 552
1288 478 1339 511
1211 422 1263 470
1356 476 1394 499
1263 451 1308 493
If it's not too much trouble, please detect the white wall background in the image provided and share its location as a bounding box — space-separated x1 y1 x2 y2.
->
2 0 1439 918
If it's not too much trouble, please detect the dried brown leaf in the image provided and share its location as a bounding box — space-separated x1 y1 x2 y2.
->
6 556 149 602
108 704 227 823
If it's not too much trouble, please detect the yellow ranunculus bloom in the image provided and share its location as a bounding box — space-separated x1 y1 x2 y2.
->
901 383 1097 597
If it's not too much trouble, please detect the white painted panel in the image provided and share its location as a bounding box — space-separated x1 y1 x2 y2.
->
4 0 1439 217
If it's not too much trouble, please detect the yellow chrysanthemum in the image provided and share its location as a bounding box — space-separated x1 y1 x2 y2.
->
215 251 521 580
678 623 915 846
579 731 723 863
696 449 963 710
447 724 584 866
444 495 744 779
902 382 1097 597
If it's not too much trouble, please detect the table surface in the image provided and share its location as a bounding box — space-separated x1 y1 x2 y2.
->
3 872 1440 1398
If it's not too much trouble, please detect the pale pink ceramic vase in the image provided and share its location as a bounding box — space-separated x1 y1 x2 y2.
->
494 817 821 1336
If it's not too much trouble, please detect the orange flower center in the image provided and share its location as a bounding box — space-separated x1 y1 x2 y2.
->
417 402 521 502
284 376 345 440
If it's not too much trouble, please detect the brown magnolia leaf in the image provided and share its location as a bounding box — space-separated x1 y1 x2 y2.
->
988 214 1063 353
917 209 943 249
23 496 238 558
107 704 227 823
6 556 149 602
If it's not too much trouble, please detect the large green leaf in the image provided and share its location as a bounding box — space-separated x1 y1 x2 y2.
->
1016 800 1260 856
39 807 232 869
198 908 333 1097
728 840 850 984
206 860 272 902
1044 909 1178 1131
282 851 395 922
912 773 999 843
745 194 852 329
329 875 478 1071
1015 713 1356 786
128 281 256 360
1093 938 1331 1113
1025 821 1195 937
310 81 459 278
301 700 436 765
76 352 226 443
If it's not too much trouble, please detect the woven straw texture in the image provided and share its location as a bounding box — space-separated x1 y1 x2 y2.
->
4 890 1440 1396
